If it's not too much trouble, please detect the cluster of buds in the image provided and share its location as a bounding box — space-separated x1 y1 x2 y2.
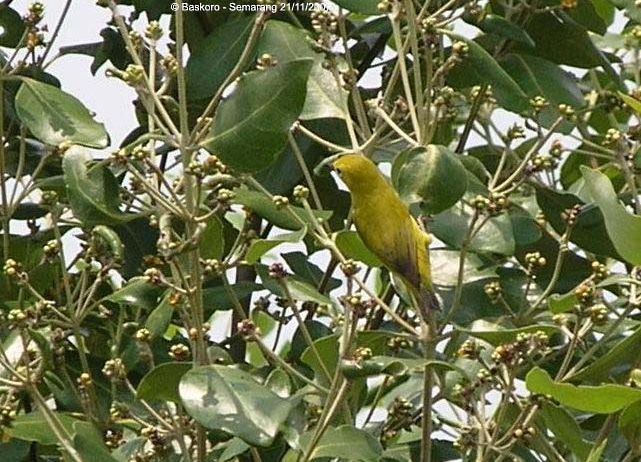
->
7 302 45 329
216 188 235 206
561 204 582 227
3 259 28 285
351 346 373 364
339 68 359 91
530 95 549 113
386 335 414 352
342 293 375 318
103 358 127 381
104 428 124 449
42 239 60 261
293 185 310 201
457 339 482 359
491 331 551 366
472 192 509 216
141 427 169 450
591 261 608 282
574 283 595 306
602 128 624 147
306 404 323 427
0 403 17 428
203 258 225 276
558 103 576 120
506 124 525 142
340 259 360 277
471 85 495 105
625 25 641 48
311 10 337 35
549 140 564 158
40 190 58 208
513 425 537 442
186 160 205 178
161 54 179 75
530 153 557 172
168 344 190 361
268 262 287 279
24 2 46 51
110 402 131 420
237 319 261 341
588 303 608 325
107 64 145 87
525 251 547 271
256 53 277 71
272 195 289 209
560 0 578 9
203 155 227 175
453 426 479 451
143 267 165 286
483 281 502 304
386 397 414 431
145 21 163 41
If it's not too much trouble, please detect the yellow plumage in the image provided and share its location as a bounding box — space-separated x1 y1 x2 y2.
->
332 154 438 314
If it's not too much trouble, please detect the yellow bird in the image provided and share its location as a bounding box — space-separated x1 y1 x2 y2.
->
332 154 439 315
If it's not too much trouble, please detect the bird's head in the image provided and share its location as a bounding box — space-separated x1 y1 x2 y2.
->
332 154 383 193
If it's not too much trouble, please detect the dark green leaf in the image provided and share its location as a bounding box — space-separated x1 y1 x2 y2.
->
581 167 641 265
200 215 225 260
476 14 535 46
186 16 255 100
525 367 641 413
15 78 109 148
538 403 591 461
203 59 313 173
445 33 530 113
72 422 119 462
202 281 261 315
103 277 162 310
0 7 26 48
619 401 641 452
394 145 468 214
501 53 584 107
461 321 559 346
300 425 383 460
137 362 192 403
536 186 620 259
258 21 348 120
571 326 641 382
145 293 174 337
179 365 299 446
245 227 307 264
63 147 135 225
6 412 78 445
232 188 331 230
0 439 30 462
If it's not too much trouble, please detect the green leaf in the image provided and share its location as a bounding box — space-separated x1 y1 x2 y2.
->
5 412 78 445
475 14 535 46
334 230 382 266
619 400 641 452
525 367 641 413
300 425 383 460
501 53 583 107
232 188 332 231
581 167 641 265
245 227 307 264
444 33 530 113
258 21 348 120
186 16 255 100
571 326 641 382
431 208 515 256
0 7 25 48
202 281 261 315
548 291 578 314
72 422 119 462
285 278 332 306
460 321 559 346
203 59 313 173
535 186 619 259
200 215 225 260
301 334 339 384
331 0 380 15
145 293 174 337
137 362 192 403
538 403 591 461
340 356 465 379
103 277 162 310
63 147 135 225
0 439 30 462
179 365 299 446
619 91 641 114
15 78 109 148
393 145 468 214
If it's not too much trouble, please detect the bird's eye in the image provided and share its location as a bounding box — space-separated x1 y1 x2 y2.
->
335 168 342 175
